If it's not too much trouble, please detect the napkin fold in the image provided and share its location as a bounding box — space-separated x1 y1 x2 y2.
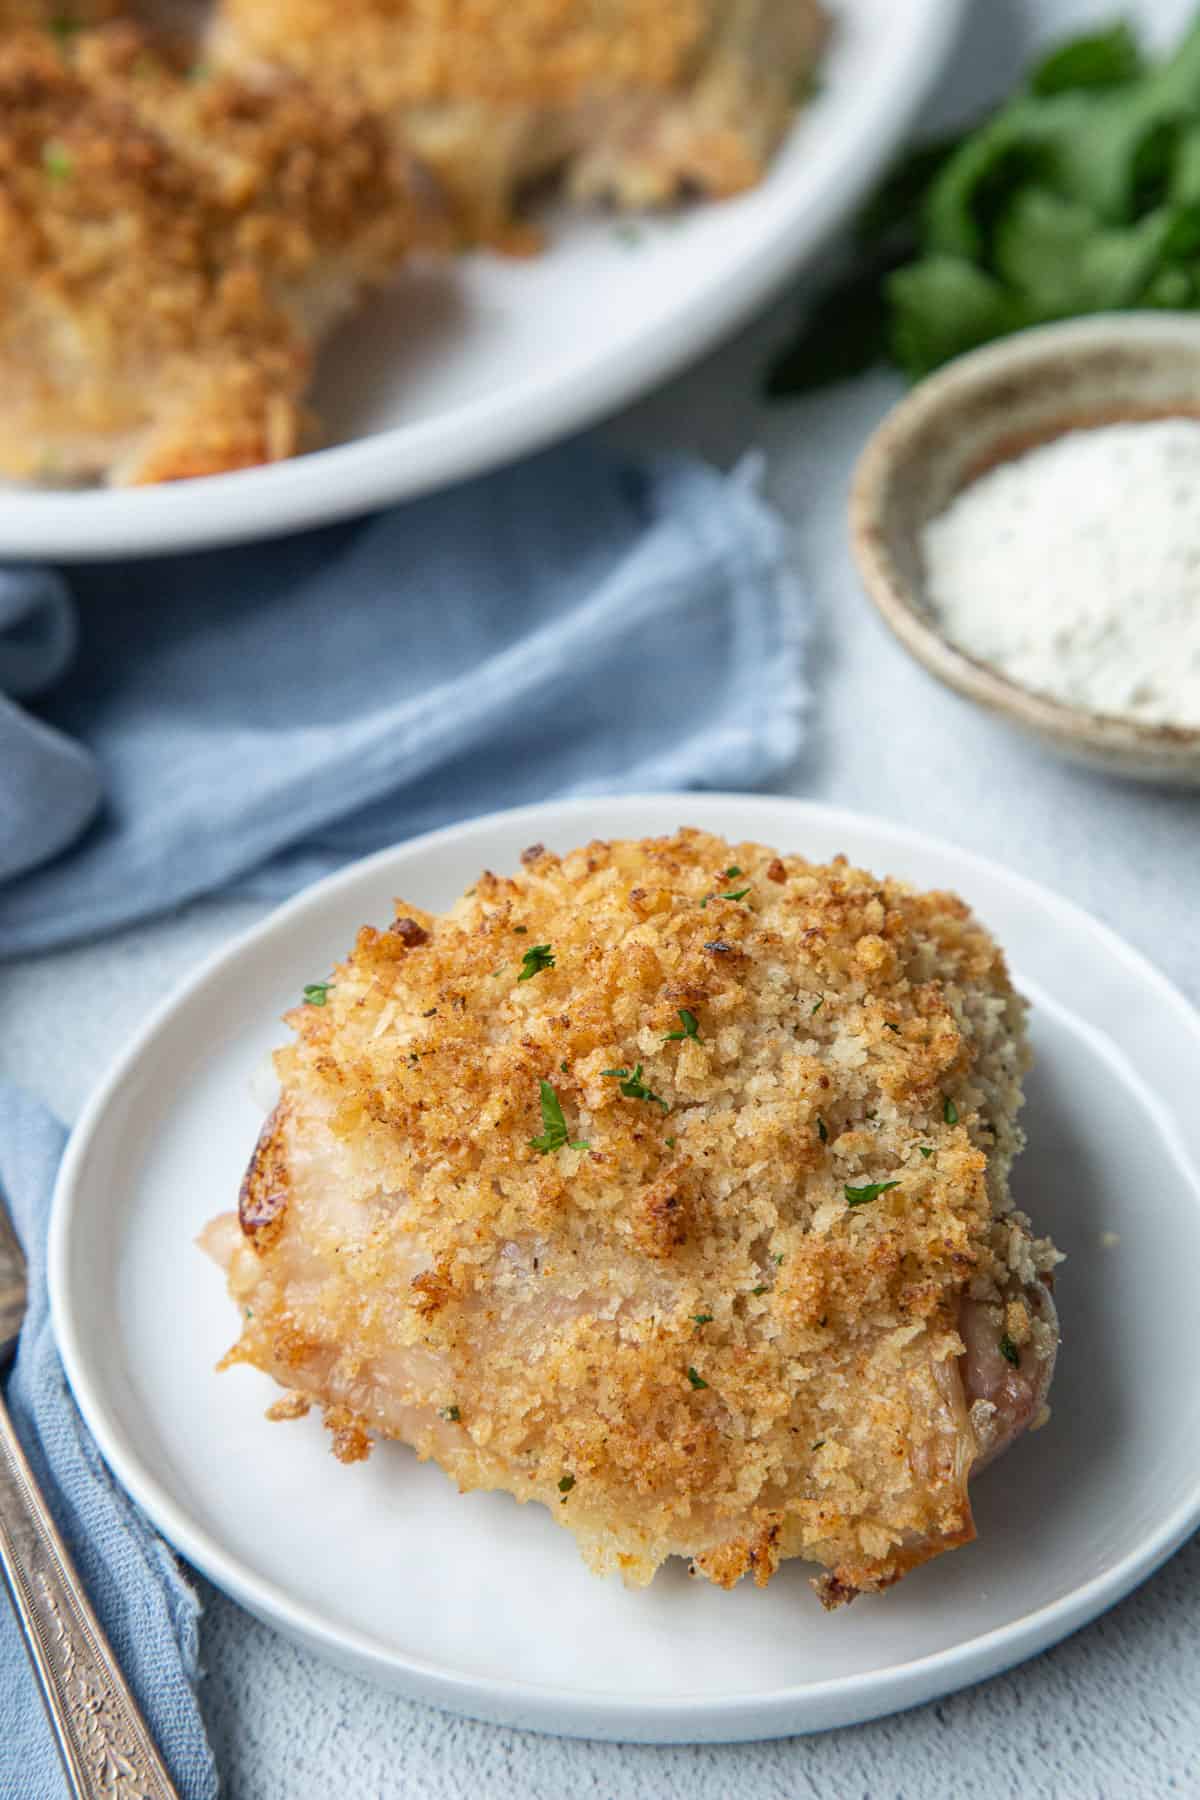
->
0 442 808 960
0 1083 218 1800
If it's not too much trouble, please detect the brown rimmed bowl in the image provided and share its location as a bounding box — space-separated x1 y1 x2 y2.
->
849 313 1200 786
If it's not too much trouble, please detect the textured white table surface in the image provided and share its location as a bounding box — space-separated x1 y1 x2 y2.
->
4 1 1200 1793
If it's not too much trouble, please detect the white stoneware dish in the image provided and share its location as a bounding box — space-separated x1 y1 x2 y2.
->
0 0 965 560
48 794 1200 1741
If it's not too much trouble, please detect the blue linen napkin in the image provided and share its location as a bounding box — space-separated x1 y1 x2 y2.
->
0 1082 218 1800
0 441 808 960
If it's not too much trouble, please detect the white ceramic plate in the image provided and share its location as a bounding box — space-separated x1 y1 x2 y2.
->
49 795 1200 1742
2 0 964 561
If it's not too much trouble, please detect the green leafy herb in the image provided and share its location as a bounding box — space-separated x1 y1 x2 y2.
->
999 1333 1022 1368
765 252 901 397
724 866 743 878
604 1063 670 1112
1029 22 1143 97
243 1306 253 1319
529 1080 588 1154
811 997 824 1015
665 1136 676 1148
944 1097 959 1126
686 1367 708 1390
440 1405 461 1422
691 1313 714 1327
817 1116 828 1143
302 982 333 1006
884 1021 900 1033
558 1473 576 1493
665 1008 701 1042
518 943 555 982
919 1145 934 1159
720 888 751 903
845 1179 901 1208
774 1252 784 1265
767 17 1200 390
751 1284 768 1296
42 142 72 182
560 1060 569 1073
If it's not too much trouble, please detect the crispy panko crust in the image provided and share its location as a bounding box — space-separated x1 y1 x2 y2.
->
206 830 1061 1602
0 23 441 485
211 0 830 245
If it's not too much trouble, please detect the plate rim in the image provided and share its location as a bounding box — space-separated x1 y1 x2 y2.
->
48 793 1200 1741
2 0 966 561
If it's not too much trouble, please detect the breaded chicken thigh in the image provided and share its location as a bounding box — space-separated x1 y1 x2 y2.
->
211 0 830 245
204 831 1061 1604
0 25 439 485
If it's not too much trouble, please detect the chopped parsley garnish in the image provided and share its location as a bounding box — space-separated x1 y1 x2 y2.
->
884 1021 900 1033
518 943 555 981
602 1064 669 1111
724 866 742 878
665 1136 676 1148
558 1474 576 1493
817 1116 828 1143
302 982 333 1006
691 1313 714 1327
528 1080 588 1154
919 1146 933 1159
665 1008 701 1042
440 1405 461 1422
720 888 751 902
999 1334 1021 1368
845 1179 901 1207
751 1284 768 1295
811 997 824 1015
686 1367 708 1390
42 142 72 181
560 1061 569 1073
944 1097 959 1125
774 1252 784 1265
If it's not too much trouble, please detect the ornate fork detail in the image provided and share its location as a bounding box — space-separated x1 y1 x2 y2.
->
0 1197 181 1798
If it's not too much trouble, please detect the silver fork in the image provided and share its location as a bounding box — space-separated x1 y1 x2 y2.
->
0 1194 181 1799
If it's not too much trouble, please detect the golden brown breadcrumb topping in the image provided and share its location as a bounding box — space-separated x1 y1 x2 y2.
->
212 0 830 242
0 23 440 483
211 830 1060 1600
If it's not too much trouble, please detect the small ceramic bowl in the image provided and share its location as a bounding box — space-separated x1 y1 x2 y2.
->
849 313 1200 785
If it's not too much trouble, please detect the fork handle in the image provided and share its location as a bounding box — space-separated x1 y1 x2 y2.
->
0 1392 182 1799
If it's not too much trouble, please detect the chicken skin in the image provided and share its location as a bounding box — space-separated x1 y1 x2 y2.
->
0 25 440 485
210 0 831 246
203 830 1060 1604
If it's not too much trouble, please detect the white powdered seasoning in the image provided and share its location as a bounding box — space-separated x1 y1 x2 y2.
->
921 419 1200 728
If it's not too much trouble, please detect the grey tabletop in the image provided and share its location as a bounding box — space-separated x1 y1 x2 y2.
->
4 0 1199 1793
